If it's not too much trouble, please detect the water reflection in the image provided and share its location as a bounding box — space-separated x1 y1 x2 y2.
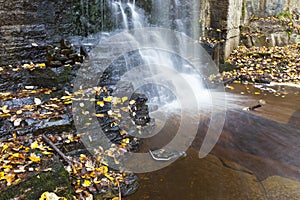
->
125 84 300 199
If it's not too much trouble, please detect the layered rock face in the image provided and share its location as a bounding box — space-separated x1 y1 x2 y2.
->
1 0 300 66
0 0 116 65
0 0 79 65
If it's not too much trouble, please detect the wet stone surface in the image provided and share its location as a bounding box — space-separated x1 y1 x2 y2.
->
0 39 152 199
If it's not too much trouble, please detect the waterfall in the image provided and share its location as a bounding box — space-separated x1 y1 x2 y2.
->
86 0 218 111
73 0 227 168
74 0 224 111
127 1 144 29
113 0 129 30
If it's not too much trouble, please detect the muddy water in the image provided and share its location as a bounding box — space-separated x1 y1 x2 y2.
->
125 84 300 200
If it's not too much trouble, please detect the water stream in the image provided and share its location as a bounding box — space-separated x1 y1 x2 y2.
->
75 0 300 199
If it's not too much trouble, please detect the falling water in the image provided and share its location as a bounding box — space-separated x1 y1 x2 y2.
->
72 1 300 199
113 0 129 30
127 1 144 29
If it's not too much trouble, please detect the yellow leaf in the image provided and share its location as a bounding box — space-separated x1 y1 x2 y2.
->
4 173 15 186
0 113 11 117
103 96 113 102
0 172 4 180
44 90 52 95
31 141 39 149
61 95 73 100
254 92 260 95
12 153 20 158
94 113 105 117
225 85 235 90
64 100 72 105
112 197 119 200
121 96 128 102
39 192 48 200
97 101 105 107
122 138 130 144
93 178 101 184
42 151 53 155
1 144 9 153
1 105 9 113
29 153 41 162
39 63 46 67
82 179 92 187
96 166 108 174
104 174 114 181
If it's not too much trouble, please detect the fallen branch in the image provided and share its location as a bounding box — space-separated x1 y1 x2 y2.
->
243 99 266 111
42 134 73 167
117 179 122 200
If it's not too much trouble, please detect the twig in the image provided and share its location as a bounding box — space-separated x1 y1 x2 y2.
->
42 134 73 167
116 179 122 200
243 99 266 111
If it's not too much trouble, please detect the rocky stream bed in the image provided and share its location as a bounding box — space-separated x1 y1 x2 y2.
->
0 36 300 200
0 40 152 200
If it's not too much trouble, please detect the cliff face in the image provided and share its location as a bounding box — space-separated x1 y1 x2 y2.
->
0 0 113 65
0 0 299 66
244 0 300 18
199 0 300 63
0 0 80 65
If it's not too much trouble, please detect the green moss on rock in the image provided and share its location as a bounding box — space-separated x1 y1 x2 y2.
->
0 157 74 200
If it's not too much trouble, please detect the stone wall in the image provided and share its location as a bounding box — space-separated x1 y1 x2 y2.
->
245 0 300 18
240 0 300 47
224 0 243 58
1 0 300 66
0 0 115 65
0 0 79 65
200 0 243 63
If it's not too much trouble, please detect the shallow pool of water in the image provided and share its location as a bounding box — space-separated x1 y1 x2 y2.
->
125 84 300 200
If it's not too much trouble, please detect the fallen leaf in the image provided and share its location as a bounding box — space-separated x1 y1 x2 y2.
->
31 141 39 149
1 144 9 152
121 96 128 102
34 98 42 105
16 110 23 115
103 96 113 102
1 105 10 113
13 118 22 127
82 179 92 187
96 101 104 107
25 86 35 90
29 153 41 162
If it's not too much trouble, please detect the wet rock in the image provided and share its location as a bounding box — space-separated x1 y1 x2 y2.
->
94 173 139 200
48 60 62 67
129 93 151 126
0 112 73 139
132 148 266 200
46 39 85 68
263 176 300 199
149 148 186 161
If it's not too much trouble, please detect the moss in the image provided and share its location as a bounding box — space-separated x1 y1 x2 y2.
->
0 158 74 200
275 11 292 20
